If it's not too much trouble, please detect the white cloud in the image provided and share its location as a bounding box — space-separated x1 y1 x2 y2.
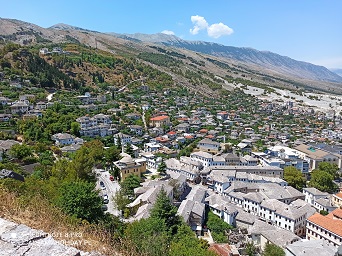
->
161 30 175 35
190 15 208 35
207 23 234 38
189 15 234 38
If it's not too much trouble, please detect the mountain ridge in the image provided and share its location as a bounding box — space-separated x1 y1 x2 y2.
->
0 17 342 94
111 32 342 83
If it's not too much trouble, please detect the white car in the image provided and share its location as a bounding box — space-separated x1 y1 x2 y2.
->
103 194 109 204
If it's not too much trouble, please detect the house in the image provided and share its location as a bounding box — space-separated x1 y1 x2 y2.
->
216 111 229 120
303 187 336 213
0 96 10 105
197 138 221 153
35 101 47 110
60 144 82 153
39 48 49 55
205 165 284 178
125 113 141 120
114 155 146 181
144 142 161 152
149 115 170 128
205 194 239 226
51 133 75 146
209 244 240 256
285 239 339 256
114 133 132 147
128 183 173 221
10 102 29 114
294 144 341 171
0 140 20 161
177 199 205 235
76 114 114 138
175 123 190 133
258 198 315 237
332 192 342 208
306 208 342 247
129 125 143 136
165 157 201 182
0 114 12 122
249 220 300 251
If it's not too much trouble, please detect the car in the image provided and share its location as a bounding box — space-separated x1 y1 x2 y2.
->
109 175 114 181
101 205 108 211
103 194 109 204
99 181 106 190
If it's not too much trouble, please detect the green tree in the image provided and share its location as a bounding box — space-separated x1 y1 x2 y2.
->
150 188 181 234
125 143 135 158
169 224 216 256
113 189 130 213
262 243 285 256
283 166 306 191
309 169 338 193
317 162 339 179
70 122 80 136
206 211 233 243
245 242 257 256
124 217 169 256
9 144 33 160
157 159 167 174
120 174 141 197
57 180 103 223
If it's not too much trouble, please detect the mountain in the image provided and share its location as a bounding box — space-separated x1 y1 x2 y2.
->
330 68 342 78
115 33 342 83
1 18 342 94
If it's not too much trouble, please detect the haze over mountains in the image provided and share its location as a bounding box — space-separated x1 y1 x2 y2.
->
0 17 341 91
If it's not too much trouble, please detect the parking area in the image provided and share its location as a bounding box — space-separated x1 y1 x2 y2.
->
94 169 121 216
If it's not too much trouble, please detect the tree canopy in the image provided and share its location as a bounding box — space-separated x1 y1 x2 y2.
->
262 243 285 256
283 166 306 191
120 174 141 197
57 180 103 222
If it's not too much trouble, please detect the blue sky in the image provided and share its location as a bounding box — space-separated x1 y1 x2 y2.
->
1 0 341 68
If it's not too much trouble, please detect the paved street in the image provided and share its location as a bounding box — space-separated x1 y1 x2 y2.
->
94 169 121 216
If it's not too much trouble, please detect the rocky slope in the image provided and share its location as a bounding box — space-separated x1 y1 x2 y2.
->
114 32 342 83
1 18 342 94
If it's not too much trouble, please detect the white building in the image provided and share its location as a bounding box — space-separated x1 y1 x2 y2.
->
306 208 342 247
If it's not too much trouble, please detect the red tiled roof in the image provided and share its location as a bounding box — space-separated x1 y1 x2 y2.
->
199 129 208 133
209 244 232 256
335 192 342 199
168 131 176 135
150 115 169 121
308 209 342 237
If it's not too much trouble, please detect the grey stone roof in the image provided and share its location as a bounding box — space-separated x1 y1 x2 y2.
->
286 239 338 256
303 187 329 196
0 140 19 151
205 194 239 214
243 192 266 203
186 186 207 203
249 220 300 248
177 199 205 223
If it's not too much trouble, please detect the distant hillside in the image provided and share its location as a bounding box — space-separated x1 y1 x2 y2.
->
115 33 342 83
1 18 342 95
330 68 342 78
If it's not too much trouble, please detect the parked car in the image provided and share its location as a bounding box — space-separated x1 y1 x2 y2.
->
99 181 106 190
103 194 109 204
109 175 114 181
101 205 108 211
